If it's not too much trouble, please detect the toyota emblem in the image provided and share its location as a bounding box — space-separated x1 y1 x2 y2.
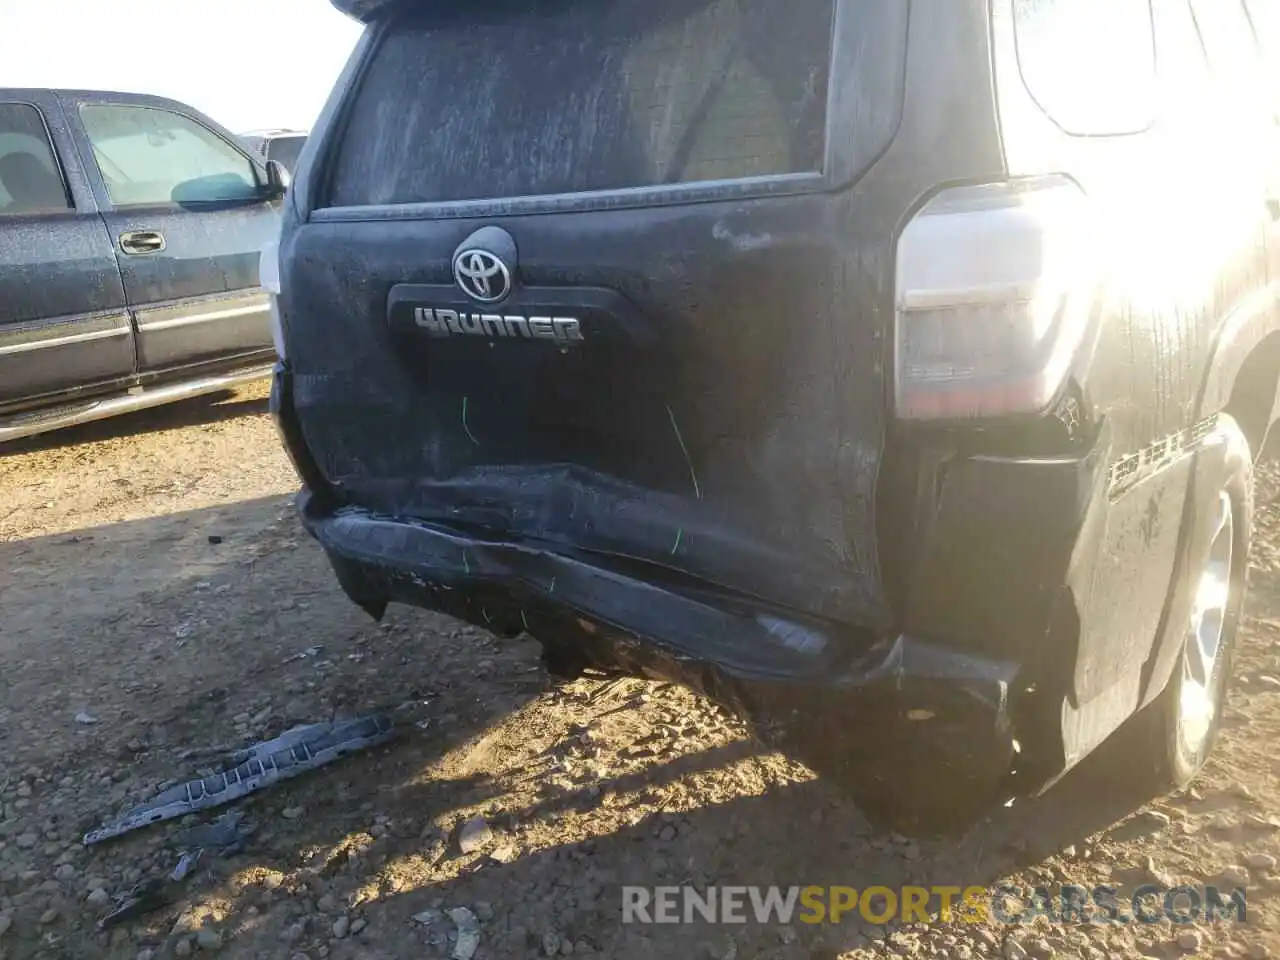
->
453 248 512 304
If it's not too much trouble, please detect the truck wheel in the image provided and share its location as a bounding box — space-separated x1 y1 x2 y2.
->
1127 414 1252 791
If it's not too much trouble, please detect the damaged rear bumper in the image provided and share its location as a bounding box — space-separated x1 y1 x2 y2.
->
273 363 1020 822
294 488 1017 810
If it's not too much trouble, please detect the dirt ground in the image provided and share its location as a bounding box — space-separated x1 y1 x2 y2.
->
4 382 1280 960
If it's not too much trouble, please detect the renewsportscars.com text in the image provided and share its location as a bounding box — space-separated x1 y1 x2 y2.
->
622 884 1248 926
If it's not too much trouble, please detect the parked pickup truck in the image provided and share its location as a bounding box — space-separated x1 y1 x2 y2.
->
0 88 286 443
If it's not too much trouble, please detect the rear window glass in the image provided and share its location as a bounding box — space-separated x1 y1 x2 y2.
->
326 0 835 207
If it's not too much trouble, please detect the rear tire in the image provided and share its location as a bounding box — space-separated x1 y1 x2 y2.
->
845 773 1007 838
765 693 1014 838
1122 414 1252 792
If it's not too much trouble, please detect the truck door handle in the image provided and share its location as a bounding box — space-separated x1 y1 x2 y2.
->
119 230 166 255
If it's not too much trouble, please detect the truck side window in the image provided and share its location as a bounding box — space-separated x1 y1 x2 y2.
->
0 102 71 215
1244 0 1280 121
79 104 260 207
1154 0 1213 116
1245 0 1280 50
1190 0 1274 128
1012 0 1157 136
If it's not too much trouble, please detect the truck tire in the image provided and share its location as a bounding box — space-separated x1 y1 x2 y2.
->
1122 413 1253 792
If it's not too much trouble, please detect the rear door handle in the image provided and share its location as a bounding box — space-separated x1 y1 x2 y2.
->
119 230 166 255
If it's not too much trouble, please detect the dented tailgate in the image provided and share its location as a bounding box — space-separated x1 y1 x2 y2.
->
279 0 992 634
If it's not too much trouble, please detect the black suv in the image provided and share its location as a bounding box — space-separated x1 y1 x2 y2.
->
269 0 1280 832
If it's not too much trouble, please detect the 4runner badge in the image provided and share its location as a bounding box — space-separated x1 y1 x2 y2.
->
413 308 584 345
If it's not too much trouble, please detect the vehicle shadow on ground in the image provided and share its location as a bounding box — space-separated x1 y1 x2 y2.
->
1 500 1203 959
161 716 1170 960
0 387 268 457
138 673 1172 959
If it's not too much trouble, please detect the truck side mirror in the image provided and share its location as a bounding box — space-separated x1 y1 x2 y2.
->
263 159 291 200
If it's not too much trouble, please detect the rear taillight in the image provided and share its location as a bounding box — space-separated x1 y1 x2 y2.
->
259 237 285 361
893 176 1098 421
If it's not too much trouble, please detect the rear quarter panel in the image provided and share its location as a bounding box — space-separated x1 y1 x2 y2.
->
988 0 1276 753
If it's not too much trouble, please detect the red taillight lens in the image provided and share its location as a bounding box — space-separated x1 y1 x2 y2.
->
894 176 1098 421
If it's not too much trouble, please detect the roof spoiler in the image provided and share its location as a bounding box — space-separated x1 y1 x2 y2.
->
330 0 396 21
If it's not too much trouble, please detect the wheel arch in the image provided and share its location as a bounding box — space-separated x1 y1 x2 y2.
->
1197 285 1280 461
1139 412 1254 713
1223 329 1280 461
1130 280 1277 714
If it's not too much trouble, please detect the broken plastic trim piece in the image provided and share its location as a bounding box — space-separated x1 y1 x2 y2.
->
98 811 255 929
83 714 396 846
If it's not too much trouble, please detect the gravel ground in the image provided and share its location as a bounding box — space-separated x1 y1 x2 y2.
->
2 382 1280 959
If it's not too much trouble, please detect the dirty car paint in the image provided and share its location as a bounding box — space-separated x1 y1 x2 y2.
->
281 0 997 631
